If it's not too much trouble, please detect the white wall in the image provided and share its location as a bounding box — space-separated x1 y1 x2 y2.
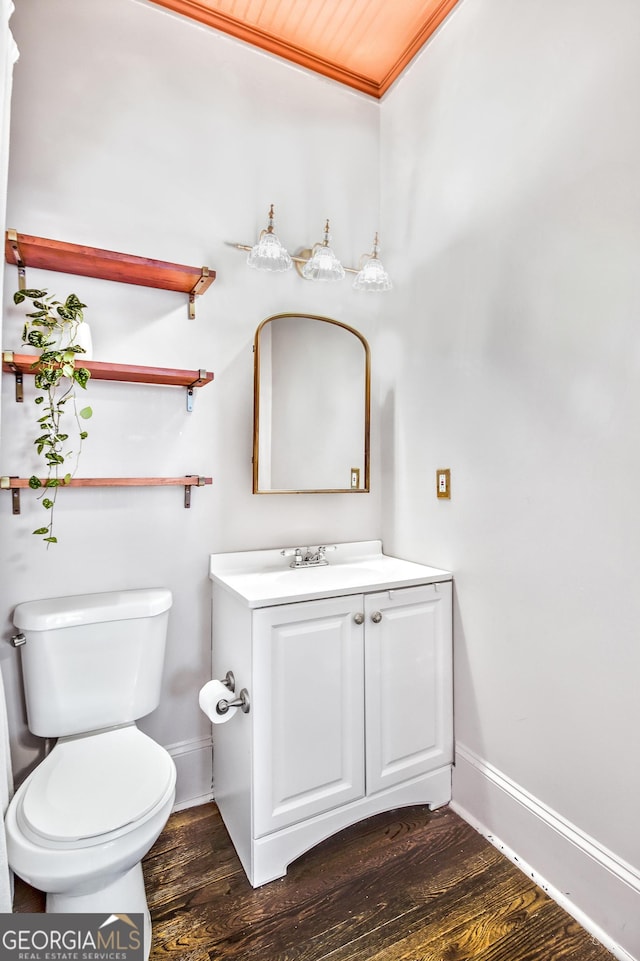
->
381 0 640 956
0 0 382 800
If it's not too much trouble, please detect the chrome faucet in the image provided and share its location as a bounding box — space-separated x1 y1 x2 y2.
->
281 545 337 568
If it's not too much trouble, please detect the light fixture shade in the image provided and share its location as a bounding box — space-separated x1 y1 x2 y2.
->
301 220 345 282
247 204 292 272
353 233 392 292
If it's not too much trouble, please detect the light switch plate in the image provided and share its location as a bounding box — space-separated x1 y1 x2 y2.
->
436 468 451 499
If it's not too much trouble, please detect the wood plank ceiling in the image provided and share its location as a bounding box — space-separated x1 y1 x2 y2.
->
148 0 462 98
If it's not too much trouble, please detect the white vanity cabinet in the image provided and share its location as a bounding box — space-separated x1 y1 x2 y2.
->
208 541 452 888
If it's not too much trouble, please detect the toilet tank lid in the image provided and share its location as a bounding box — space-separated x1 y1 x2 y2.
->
13 588 172 631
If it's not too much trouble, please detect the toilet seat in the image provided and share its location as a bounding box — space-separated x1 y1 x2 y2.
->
17 726 175 849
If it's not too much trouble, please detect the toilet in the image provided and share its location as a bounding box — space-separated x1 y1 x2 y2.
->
5 588 177 960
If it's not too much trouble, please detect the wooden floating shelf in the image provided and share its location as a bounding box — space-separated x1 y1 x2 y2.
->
5 230 215 317
2 352 213 409
3 352 213 387
1 475 212 512
1 476 212 488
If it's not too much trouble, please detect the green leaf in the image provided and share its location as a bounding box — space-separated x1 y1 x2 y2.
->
32 527 49 535
42 498 54 510
21 288 47 299
63 473 72 485
26 329 48 348
28 476 42 489
80 431 88 440
43 536 58 544
35 396 44 405
65 293 86 311
74 367 91 389
45 478 60 488
79 406 93 419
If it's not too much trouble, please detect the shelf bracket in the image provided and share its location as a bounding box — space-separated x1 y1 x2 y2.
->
184 475 207 508
1 477 20 514
2 352 24 402
186 371 207 412
6 229 26 291
188 268 211 319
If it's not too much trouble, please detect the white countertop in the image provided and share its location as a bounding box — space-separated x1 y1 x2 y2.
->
209 540 452 608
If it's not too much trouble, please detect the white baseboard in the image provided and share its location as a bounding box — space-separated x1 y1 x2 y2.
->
452 743 639 961
166 735 214 810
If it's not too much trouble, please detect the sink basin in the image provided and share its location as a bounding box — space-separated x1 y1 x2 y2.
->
273 564 381 586
209 541 452 608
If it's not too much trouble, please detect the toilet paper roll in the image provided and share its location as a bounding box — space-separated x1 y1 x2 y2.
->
199 679 238 724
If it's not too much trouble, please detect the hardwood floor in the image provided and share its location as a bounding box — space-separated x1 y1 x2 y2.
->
14 802 615 961
144 803 614 961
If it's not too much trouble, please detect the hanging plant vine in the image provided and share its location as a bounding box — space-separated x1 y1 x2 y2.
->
15 288 93 545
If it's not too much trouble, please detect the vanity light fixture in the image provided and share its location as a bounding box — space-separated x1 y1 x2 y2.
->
300 219 345 282
352 233 392 292
230 208 392 290
246 204 292 272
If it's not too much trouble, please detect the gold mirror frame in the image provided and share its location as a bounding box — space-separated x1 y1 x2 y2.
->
253 313 371 494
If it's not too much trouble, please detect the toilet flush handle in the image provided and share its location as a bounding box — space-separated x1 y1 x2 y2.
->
11 633 25 647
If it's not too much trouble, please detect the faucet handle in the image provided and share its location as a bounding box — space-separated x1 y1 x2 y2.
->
318 545 337 555
282 547 304 567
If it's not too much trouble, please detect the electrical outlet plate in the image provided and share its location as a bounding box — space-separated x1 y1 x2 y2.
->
350 467 360 489
436 468 450 499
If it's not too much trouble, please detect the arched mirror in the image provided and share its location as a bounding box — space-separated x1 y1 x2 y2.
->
253 313 370 493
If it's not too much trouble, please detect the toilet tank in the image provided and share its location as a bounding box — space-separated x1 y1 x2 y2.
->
12 588 172 738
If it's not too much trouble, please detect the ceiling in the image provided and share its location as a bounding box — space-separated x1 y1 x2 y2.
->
148 0 462 99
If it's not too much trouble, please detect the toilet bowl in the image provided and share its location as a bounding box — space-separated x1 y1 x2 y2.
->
6 589 176 961
7 725 176 887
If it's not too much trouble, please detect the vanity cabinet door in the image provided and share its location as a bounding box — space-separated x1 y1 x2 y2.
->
252 595 365 838
364 582 452 795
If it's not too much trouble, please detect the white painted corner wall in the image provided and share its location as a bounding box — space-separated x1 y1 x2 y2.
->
380 0 640 957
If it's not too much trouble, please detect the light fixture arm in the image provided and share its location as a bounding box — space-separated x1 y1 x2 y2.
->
228 241 360 275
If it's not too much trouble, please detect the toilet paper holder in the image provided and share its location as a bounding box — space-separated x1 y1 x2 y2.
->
217 670 251 715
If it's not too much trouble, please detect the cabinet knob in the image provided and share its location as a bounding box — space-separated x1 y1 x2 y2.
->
371 611 382 623
353 612 364 625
